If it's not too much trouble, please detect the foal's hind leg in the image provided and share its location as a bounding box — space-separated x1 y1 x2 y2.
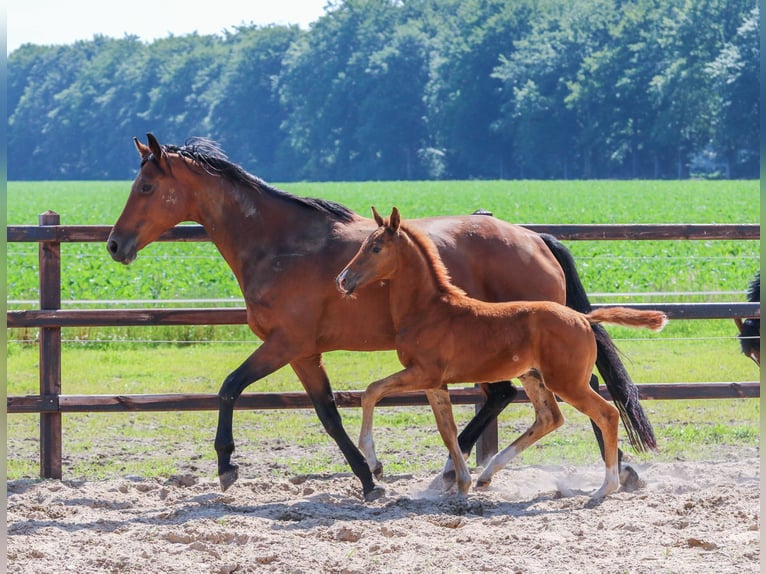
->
476 371 564 488
552 379 621 500
587 375 639 490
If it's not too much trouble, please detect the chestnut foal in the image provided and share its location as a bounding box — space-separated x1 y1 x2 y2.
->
337 207 666 499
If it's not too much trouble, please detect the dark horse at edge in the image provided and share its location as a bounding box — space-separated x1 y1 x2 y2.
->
735 272 760 365
107 134 656 500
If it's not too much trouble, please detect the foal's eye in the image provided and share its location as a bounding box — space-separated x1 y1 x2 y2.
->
140 183 153 194
371 245 382 254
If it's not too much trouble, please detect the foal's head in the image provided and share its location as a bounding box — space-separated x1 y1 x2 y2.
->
336 207 401 296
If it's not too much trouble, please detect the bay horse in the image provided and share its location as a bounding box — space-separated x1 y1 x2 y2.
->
336 207 667 499
735 271 760 365
108 134 656 500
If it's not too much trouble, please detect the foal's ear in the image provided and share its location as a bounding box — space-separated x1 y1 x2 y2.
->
134 136 152 160
371 206 384 227
389 207 401 231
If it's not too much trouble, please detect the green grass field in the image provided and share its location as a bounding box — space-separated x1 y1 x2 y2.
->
5 179 761 480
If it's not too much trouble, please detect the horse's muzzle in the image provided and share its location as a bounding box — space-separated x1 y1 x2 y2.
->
106 232 138 265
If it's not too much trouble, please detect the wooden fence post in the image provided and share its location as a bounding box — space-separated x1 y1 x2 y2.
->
38 211 62 479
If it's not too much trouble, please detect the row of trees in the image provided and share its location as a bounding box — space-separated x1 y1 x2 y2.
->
8 0 759 181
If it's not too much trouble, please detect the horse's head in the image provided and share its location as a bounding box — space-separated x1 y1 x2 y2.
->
107 133 195 264
336 206 402 296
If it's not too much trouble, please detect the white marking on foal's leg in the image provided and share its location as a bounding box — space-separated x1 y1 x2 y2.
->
476 445 518 488
590 463 620 500
441 449 470 486
358 432 380 475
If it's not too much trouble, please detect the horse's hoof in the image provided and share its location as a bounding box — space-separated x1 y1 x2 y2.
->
372 462 384 479
475 478 491 490
218 465 239 492
364 485 385 502
619 464 644 491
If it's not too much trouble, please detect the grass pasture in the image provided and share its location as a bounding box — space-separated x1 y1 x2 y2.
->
5 179 761 481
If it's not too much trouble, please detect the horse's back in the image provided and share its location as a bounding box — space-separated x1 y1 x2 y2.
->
412 215 565 304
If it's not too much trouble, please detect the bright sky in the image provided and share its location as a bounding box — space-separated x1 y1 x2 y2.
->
6 0 329 53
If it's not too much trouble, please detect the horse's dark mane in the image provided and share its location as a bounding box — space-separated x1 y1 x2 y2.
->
399 222 467 299
165 137 356 223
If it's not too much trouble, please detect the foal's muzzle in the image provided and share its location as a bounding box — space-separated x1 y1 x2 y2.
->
336 269 356 295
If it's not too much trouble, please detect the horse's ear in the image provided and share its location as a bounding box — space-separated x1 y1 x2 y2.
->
389 207 401 231
146 133 163 160
371 206 384 227
134 136 152 160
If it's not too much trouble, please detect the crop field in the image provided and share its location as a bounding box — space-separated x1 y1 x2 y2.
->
7 179 760 302
5 179 761 481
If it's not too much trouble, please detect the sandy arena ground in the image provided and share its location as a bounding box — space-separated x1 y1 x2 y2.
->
7 449 760 573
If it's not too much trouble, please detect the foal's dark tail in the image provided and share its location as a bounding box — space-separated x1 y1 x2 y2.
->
540 234 658 452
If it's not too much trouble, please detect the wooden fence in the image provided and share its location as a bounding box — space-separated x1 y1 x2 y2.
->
6 213 760 479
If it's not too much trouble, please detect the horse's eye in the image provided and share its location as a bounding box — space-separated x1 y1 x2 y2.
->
371 245 382 254
140 183 153 194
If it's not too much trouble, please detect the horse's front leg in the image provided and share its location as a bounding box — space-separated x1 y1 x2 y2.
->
291 355 383 502
215 341 292 491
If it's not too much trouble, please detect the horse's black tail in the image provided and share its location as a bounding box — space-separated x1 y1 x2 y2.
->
540 234 657 452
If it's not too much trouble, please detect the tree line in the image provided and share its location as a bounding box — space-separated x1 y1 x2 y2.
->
8 0 759 181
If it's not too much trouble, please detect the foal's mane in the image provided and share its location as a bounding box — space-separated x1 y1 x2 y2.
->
164 137 355 223
399 222 467 299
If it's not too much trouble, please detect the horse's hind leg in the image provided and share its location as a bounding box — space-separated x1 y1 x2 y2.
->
476 371 563 488
442 381 517 488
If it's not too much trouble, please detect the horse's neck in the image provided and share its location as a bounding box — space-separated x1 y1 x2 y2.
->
388 234 452 326
193 179 303 285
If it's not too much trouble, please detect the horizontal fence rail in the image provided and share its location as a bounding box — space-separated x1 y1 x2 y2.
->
7 222 761 243
6 302 761 328
7 383 760 415
6 216 761 480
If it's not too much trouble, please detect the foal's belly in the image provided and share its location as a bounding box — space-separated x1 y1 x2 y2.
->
443 354 534 385
445 362 533 384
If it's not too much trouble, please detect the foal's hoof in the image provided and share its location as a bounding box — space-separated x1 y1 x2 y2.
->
619 464 644 492
474 477 491 490
441 469 457 490
364 485 385 502
372 461 384 479
218 464 239 492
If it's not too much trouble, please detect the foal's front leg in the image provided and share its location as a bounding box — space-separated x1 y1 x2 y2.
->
426 386 472 495
359 368 423 480
441 381 517 488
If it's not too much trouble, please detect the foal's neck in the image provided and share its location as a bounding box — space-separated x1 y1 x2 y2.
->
389 226 466 323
